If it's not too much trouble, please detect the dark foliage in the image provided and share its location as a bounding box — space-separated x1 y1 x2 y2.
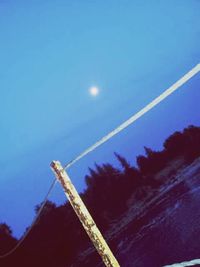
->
136 125 200 175
0 224 17 254
0 125 200 267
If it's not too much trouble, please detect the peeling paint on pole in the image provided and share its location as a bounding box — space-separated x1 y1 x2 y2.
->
50 160 120 267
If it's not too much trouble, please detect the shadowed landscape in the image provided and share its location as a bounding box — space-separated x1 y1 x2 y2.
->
1 124 200 267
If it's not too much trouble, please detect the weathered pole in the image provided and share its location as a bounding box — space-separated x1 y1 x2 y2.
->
50 160 120 267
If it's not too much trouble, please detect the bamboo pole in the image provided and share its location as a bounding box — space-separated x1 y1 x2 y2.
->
50 160 120 267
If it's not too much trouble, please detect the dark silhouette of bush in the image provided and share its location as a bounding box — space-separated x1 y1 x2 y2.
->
114 152 144 195
136 125 200 177
0 223 17 254
182 125 200 162
84 163 124 229
163 125 200 162
83 153 147 229
163 131 188 157
0 223 18 267
136 147 166 176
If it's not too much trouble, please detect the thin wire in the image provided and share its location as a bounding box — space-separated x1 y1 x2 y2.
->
163 259 200 267
0 178 57 259
64 63 200 170
0 63 199 259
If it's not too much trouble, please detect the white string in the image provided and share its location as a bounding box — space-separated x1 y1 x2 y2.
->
64 63 200 170
163 259 200 267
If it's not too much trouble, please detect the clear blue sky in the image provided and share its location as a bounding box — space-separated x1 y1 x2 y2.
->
0 0 200 238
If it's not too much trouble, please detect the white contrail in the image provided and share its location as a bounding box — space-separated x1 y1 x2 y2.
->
64 63 200 169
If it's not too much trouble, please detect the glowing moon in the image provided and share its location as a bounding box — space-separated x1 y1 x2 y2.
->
89 86 99 96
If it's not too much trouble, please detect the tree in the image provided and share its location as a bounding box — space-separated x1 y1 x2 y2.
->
0 223 17 255
114 152 132 171
163 131 188 157
183 125 200 162
115 152 143 191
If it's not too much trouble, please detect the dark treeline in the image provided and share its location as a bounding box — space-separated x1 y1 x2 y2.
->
1 125 200 267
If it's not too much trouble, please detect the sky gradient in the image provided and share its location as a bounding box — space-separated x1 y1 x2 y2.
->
0 0 200 238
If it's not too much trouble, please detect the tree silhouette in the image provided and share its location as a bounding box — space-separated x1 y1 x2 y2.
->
0 223 17 254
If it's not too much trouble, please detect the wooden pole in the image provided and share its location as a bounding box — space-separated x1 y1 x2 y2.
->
50 160 120 267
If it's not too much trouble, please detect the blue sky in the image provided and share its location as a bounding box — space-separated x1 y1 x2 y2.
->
0 0 200 238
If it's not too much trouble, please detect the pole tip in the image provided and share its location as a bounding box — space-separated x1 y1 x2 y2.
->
50 160 63 171
50 160 59 169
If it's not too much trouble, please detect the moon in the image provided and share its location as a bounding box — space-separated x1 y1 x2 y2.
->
89 86 99 96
